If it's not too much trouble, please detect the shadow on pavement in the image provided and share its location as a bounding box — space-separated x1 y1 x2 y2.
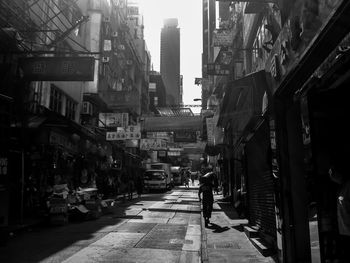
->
231 224 245 232
207 223 230 233
216 201 240 220
0 192 169 263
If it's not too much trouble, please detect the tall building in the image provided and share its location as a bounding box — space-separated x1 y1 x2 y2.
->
160 18 180 106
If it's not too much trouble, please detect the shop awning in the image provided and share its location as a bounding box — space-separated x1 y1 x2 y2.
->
218 70 270 141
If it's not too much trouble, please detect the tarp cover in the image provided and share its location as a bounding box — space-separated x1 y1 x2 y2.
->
218 70 269 132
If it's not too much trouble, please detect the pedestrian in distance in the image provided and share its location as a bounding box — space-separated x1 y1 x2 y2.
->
184 170 190 189
128 179 134 200
198 172 214 227
135 174 143 198
190 171 195 186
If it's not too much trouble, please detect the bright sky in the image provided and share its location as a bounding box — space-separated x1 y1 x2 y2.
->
137 0 203 111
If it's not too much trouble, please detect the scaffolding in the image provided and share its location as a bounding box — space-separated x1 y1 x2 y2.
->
0 0 90 55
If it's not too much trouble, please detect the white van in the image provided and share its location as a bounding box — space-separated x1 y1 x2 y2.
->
143 169 171 191
171 166 182 185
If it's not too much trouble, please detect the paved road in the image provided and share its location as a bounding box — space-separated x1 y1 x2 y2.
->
0 188 202 263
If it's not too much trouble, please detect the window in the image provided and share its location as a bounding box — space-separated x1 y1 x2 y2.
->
49 84 63 114
65 97 77 120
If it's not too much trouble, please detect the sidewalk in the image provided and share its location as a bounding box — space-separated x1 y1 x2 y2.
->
200 193 276 263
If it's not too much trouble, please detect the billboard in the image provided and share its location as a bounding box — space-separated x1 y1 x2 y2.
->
19 57 95 81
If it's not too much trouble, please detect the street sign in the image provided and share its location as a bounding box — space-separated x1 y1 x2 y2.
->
19 57 95 81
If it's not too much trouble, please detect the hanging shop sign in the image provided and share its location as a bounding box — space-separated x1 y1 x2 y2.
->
206 63 231 75
106 125 141 141
99 112 129 128
146 132 170 140
173 131 197 142
19 57 95 81
140 138 167 151
206 117 215 146
212 29 234 47
168 151 181 156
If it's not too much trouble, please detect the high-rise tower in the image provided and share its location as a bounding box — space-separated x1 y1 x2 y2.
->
160 18 180 106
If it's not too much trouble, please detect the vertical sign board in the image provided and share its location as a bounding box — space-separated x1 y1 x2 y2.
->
19 57 95 81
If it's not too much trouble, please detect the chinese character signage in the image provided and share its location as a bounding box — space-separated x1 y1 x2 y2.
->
106 125 141 141
206 117 215 146
174 131 197 142
99 113 129 128
19 57 95 81
140 139 167 150
213 29 234 47
206 63 231 75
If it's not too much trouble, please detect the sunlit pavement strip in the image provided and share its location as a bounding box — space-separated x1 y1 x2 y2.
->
62 189 201 263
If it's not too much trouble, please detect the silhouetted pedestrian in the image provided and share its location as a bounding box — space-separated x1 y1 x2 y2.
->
135 174 143 198
199 173 214 227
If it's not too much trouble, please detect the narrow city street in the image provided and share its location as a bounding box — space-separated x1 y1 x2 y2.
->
0 185 202 263
0 182 277 263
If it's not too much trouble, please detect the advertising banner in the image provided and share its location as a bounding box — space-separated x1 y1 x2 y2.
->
140 139 167 150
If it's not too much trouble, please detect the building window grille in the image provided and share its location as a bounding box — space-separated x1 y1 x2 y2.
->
49 84 63 114
65 97 77 120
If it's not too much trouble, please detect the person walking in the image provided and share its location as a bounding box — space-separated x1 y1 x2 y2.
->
184 170 190 189
198 173 214 227
128 178 134 200
213 173 219 194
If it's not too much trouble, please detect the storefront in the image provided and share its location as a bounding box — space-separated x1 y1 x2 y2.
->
218 69 277 249
0 94 13 242
263 1 350 262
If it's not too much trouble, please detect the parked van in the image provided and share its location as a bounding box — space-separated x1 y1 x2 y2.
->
144 162 173 188
143 169 171 191
171 166 182 185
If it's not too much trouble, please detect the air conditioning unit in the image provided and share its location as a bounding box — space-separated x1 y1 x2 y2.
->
82 101 93 115
102 56 110 63
117 44 125 50
103 17 110 23
112 31 118 37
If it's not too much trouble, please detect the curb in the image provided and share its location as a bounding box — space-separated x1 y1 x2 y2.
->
200 203 209 263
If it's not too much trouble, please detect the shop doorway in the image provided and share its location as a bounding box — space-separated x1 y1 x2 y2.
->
307 82 349 262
